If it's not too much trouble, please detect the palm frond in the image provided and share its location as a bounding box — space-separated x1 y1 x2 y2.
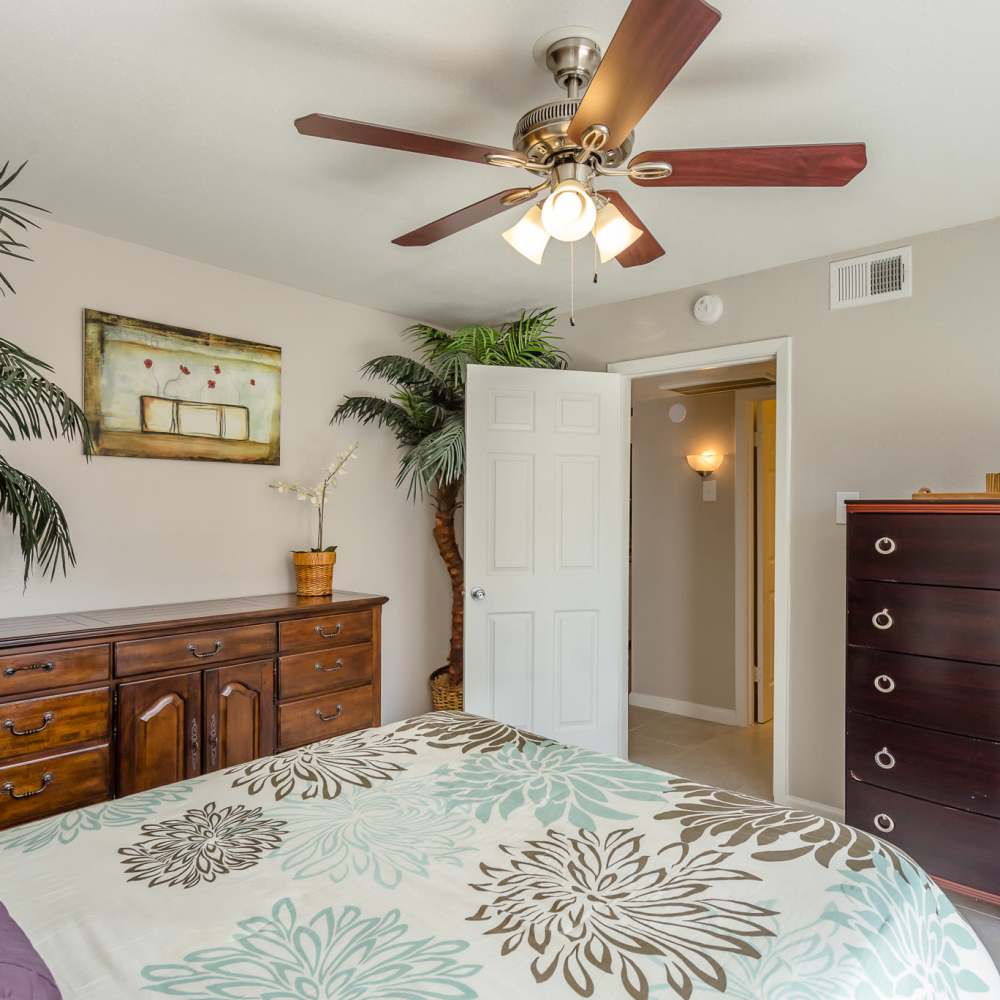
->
0 160 48 296
0 456 76 583
395 413 465 500
331 395 423 445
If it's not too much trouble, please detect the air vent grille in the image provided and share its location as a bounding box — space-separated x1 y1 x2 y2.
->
830 246 912 310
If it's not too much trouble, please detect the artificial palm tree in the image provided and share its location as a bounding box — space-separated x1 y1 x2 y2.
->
333 308 567 693
1 160 93 583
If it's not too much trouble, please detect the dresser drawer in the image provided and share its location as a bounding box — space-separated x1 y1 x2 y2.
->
848 580 1000 664
278 611 372 654
847 712 1000 817
276 684 374 750
847 780 1000 895
0 644 110 697
0 688 111 760
116 623 275 677
278 642 373 700
848 512 1000 588
847 647 1000 741
0 744 111 830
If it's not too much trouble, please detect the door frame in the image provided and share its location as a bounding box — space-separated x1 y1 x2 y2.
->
609 338 792 804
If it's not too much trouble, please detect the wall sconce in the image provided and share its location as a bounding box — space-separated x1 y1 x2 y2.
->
686 451 723 501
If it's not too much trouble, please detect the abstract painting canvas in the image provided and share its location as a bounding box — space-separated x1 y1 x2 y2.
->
83 309 281 464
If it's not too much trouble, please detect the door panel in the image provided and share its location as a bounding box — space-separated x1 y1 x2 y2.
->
465 365 629 755
204 659 274 771
117 672 201 796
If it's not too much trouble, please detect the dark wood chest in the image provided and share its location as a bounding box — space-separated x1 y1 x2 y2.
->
846 501 1000 905
0 591 386 830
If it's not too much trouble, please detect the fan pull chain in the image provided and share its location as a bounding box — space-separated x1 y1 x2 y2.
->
593 238 599 284
569 241 575 326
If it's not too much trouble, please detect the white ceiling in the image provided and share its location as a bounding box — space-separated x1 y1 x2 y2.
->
4 1 1000 328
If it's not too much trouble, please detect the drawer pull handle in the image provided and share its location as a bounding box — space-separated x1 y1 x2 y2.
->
314 659 344 673
874 812 895 833
187 640 224 659
873 674 896 694
2 772 53 800
2 711 54 737
874 537 897 555
874 746 896 770
315 704 343 723
872 608 894 631
3 661 54 678
315 623 343 639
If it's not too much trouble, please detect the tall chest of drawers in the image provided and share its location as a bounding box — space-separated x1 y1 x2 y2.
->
0 591 386 832
845 500 1000 905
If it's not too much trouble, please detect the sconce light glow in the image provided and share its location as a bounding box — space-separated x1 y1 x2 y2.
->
686 451 724 476
592 200 643 262
541 180 597 242
502 205 550 264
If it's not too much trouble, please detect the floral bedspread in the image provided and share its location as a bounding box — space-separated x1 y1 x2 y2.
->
0 711 997 999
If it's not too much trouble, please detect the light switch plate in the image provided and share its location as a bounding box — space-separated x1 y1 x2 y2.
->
836 491 860 524
703 479 718 502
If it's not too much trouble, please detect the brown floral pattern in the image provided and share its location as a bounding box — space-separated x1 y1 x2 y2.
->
393 710 546 754
118 802 286 888
469 827 775 999
655 779 904 873
228 730 417 801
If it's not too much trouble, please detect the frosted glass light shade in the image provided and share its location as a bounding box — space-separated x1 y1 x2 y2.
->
593 201 643 262
686 451 723 474
502 205 550 264
540 180 597 242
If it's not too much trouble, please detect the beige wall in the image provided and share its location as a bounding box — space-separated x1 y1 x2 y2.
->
631 393 736 712
567 215 1000 810
0 221 450 723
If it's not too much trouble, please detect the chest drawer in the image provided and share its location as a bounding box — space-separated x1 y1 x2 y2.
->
116 623 275 677
278 642 373 700
847 780 1000 896
847 712 1000 818
848 513 1000 589
276 683 374 751
0 744 111 830
848 580 1000 665
847 647 1000 741
278 611 371 653
0 688 111 760
0 644 110 697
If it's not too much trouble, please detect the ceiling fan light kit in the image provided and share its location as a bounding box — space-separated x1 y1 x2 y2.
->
295 0 868 284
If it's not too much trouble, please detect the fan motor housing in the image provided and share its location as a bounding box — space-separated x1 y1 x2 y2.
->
512 99 634 168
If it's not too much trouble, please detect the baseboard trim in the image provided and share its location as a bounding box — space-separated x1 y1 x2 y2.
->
629 692 738 726
775 794 845 822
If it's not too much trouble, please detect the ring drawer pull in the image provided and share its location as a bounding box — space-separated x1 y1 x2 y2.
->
187 640 224 659
2 772 53 800
875 746 896 770
3 661 54 678
872 608 894 630
315 623 343 639
2 711 54 737
874 812 895 833
315 704 343 723
874 537 897 555
314 659 344 672
873 674 896 694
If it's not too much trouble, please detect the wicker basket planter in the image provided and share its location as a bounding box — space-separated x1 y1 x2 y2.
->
292 550 336 597
430 666 463 711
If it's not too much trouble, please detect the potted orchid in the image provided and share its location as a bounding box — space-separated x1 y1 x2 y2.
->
270 443 358 596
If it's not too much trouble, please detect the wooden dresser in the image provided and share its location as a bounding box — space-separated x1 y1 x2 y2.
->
845 500 1000 905
0 591 386 831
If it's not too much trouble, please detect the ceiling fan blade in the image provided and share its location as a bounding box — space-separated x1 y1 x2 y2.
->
630 143 868 186
597 190 665 267
392 189 534 247
295 114 519 166
568 0 721 150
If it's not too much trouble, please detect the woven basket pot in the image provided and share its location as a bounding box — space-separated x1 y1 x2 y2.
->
430 666 463 711
292 550 336 597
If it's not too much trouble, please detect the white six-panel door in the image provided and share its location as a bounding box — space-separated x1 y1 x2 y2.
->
464 364 629 756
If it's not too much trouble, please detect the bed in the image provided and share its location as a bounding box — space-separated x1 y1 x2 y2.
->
1 711 997 999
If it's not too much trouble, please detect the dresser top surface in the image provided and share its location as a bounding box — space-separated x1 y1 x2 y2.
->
848 499 1000 514
0 591 388 645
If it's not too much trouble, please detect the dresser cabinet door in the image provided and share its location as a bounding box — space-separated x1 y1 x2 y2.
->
203 660 274 772
117 673 202 796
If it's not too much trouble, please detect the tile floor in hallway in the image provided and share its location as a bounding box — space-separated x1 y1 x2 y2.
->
628 706 1000 968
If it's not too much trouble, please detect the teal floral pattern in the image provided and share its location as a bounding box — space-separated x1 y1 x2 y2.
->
435 740 666 830
141 898 480 998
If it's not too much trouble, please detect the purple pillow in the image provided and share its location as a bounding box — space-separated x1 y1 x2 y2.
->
0 902 61 1000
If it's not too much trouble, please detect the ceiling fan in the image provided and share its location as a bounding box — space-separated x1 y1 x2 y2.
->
294 0 867 270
